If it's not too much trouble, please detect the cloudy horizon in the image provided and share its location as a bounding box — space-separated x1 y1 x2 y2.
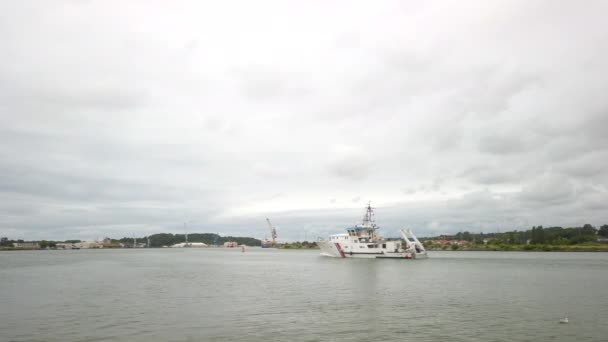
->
1 1 607 241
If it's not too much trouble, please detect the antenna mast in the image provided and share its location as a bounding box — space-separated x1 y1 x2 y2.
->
361 202 376 228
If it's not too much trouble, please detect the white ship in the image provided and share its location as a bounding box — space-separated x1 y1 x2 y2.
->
318 203 428 259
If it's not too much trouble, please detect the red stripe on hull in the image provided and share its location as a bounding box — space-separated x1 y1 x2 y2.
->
335 243 346 258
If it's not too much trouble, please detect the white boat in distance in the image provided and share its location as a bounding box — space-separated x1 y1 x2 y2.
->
318 203 428 259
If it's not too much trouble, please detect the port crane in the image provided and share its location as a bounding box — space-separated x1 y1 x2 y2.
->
266 218 278 246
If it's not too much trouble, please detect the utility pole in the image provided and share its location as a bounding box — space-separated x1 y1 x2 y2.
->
184 222 189 245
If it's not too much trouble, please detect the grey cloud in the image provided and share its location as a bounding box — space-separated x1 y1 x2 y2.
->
518 173 576 205
556 150 608 178
0 164 205 203
1 81 145 111
580 190 608 211
328 160 371 181
461 165 522 185
478 133 528 155
402 188 417 195
327 146 373 181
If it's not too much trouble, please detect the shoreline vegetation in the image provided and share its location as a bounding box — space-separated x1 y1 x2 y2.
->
421 224 608 252
0 233 262 250
278 241 319 249
426 243 608 252
0 233 322 251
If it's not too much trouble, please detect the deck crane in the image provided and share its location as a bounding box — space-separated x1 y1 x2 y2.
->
266 218 278 246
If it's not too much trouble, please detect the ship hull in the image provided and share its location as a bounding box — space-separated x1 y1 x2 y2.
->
318 241 427 259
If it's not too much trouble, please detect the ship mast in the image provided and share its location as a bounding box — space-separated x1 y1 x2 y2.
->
361 202 376 228
358 202 379 241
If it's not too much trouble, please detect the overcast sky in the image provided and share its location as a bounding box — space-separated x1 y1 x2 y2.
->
1 1 607 241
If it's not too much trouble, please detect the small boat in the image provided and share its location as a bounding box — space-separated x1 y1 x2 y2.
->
559 317 569 324
318 203 428 259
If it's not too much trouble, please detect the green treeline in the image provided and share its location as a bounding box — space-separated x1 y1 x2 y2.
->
119 233 261 247
431 224 606 245
423 224 608 251
279 241 319 249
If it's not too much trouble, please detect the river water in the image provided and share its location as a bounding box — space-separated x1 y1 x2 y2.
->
1 249 607 342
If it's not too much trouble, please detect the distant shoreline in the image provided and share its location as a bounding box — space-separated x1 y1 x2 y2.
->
3 246 607 252
426 245 608 252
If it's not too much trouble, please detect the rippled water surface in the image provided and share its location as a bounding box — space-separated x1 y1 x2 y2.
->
1 249 607 341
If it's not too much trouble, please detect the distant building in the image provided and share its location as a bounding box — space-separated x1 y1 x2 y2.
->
56 243 76 249
13 242 40 250
433 239 470 246
223 241 238 248
170 242 208 248
74 241 104 249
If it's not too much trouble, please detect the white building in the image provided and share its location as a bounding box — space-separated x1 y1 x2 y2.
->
13 242 40 250
74 241 104 249
170 242 208 248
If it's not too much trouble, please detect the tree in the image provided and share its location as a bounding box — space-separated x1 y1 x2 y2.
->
508 232 516 244
532 226 545 244
599 225 608 238
0 237 9 246
581 224 597 235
